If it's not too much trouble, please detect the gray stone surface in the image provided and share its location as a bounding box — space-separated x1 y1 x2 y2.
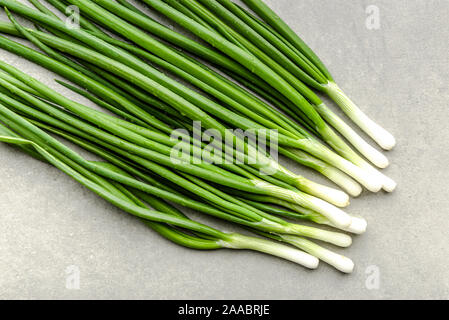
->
0 0 448 300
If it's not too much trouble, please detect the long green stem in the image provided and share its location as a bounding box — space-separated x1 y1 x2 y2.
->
0 93 352 244
241 0 396 150
0 118 319 267
0 0 387 193
0 24 368 197
138 0 393 191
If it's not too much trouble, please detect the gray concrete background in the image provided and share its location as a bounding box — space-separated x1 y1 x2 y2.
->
0 0 448 300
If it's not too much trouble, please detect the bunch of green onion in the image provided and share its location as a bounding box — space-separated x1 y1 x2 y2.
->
0 0 396 274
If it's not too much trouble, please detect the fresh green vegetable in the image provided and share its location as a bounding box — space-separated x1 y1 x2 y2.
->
0 0 386 193
0 61 355 240
0 27 371 199
240 0 396 150
0 113 321 268
143 0 395 191
0 0 398 273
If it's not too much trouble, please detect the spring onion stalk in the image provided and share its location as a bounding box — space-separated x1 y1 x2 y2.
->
86 32 359 190
92 0 317 139
0 75 280 224
151 0 395 189
0 0 398 271
0 117 319 268
0 19 272 156
176 174 352 247
0 1 386 193
58 132 353 247
38 1 389 169
93 0 306 135
261 199 367 235
253 230 354 273
0 31 380 195
239 0 396 150
323 83 396 150
0 69 349 220
280 148 363 197
33 1 294 138
0 68 354 238
271 234 354 273
0 22 372 195
178 171 351 245
0 40 370 202
45 133 351 246
215 0 324 86
314 104 389 168
222 66 390 168
1 15 179 134
228 192 367 235
137 0 390 181
134 0 394 190
36 1 302 141
47 1 307 140
85 0 319 141
64 30 362 195
0 33 351 211
47 0 254 82
0 92 352 246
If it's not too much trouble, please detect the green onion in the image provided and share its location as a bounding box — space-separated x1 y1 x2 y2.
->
0 65 355 243
0 115 320 268
145 0 395 190
240 0 396 150
0 0 398 272
0 36 353 209
0 0 385 192
0 18 371 198
124 0 394 191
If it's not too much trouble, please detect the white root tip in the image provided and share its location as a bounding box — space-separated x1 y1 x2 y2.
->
224 234 319 269
281 236 354 273
328 189 350 208
321 167 363 197
260 242 319 269
329 232 352 248
316 103 390 169
362 174 383 193
381 175 397 192
309 196 352 228
326 82 396 151
253 180 353 227
345 216 368 234
322 251 355 273
354 112 396 151
357 170 383 192
286 248 320 269
304 180 350 207
374 127 397 151
288 224 352 247
368 148 390 169
363 165 397 192
345 182 363 198
354 110 396 151
341 160 383 192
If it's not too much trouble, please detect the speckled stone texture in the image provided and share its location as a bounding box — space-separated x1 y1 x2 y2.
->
0 0 448 299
